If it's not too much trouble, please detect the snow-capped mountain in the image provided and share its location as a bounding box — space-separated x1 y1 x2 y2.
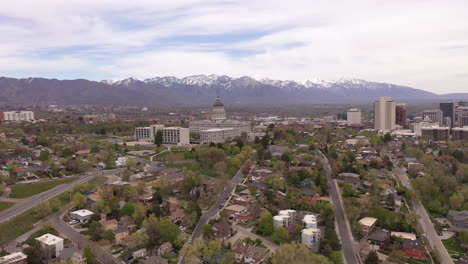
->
0 74 464 106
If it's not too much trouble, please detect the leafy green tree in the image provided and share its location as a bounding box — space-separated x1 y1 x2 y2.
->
120 202 135 216
270 243 332 264
258 213 274 235
103 149 116 169
132 202 147 225
91 146 100 153
39 150 51 161
364 251 380 264
143 214 160 247
272 226 289 244
382 133 392 143
88 222 103 241
102 230 115 241
261 134 270 149
159 219 180 244
329 251 344 264
71 192 86 209
203 224 213 238
452 150 464 162
155 130 163 147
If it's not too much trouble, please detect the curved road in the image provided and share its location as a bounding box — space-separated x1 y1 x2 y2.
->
0 169 122 224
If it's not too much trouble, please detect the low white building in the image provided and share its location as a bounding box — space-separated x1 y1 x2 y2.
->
132 248 147 259
134 125 190 145
199 128 239 143
70 209 94 224
116 156 128 167
358 217 378 235
0 252 28 264
301 228 321 248
35 234 64 258
303 214 318 229
274 209 296 228
2 111 34 122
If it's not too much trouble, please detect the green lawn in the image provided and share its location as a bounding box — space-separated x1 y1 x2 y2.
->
443 236 467 256
0 176 107 245
9 178 76 199
0 201 14 212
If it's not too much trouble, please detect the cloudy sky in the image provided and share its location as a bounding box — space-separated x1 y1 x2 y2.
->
1 0 467 93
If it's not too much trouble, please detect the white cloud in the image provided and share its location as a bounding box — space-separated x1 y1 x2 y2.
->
1 0 468 93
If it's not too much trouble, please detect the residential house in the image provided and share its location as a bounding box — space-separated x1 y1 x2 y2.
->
70 209 94 224
224 205 247 219
113 227 130 245
391 232 417 241
301 189 320 205
337 173 361 190
447 210 468 228
407 162 424 174
0 252 28 264
233 196 249 206
132 249 147 259
101 219 118 231
212 221 236 243
232 244 269 264
358 217 377 236
402 240 426 259
35 234 64 259
268 145 289 157
157 242 173 256
367 228 390 247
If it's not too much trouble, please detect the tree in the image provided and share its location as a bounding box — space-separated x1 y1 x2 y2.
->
383 133 392 143
202 224 213 238
270 243 332 264
453 150 464 162
39 150 51 161
272 226 289 244
329 251 344 264
120 202 135 216
88 222 103 241
159 219 180 244
102 230 115 242
261 134 270 149
155 130 163 147
143 214 160 247
132 202 147 225
84 245 98 264
254 136 260 144
125 157 137 170
71 192 86 209
342 184 355 197
364 251 380 264
258 213 274 235
103 149 116 169
91 146 100 153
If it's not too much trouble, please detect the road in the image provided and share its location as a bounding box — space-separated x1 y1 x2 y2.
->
51 208 121 264
317 151 359 264
0 169 123 224
385 152 453 264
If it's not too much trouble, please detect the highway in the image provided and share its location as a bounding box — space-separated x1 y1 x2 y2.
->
317 151 359 264
51 208 121 264
385 152 453 264
0 169 123 224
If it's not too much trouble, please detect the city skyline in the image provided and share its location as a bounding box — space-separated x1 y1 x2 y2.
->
1 1 468 94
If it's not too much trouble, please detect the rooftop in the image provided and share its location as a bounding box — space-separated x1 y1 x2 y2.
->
358 217 377 227
36 233 63 245
70 209 94 217
302 228 321 235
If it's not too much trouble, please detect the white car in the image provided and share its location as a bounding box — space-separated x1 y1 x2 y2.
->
68 220 79 225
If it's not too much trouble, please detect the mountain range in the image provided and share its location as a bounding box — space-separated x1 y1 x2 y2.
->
0 75 465 106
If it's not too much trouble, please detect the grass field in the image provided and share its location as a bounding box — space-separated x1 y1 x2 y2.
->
9 178 76 199
443 236 466 256
0 201 14 212
0 176 107 245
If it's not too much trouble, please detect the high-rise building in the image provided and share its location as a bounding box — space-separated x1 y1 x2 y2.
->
455 107 468 127
440 102 454 127
134 125 190 145
374 96 396 131
395 103 407 128
346 108 361 125
421 126 450 142
422 109 443 126
452 127 468 142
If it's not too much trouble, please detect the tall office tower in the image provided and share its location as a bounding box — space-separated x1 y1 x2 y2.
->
346 108 361 125
395 103 407 128
440 102 454 127
374 96 396 131
455 107 468 127
422 109 443 126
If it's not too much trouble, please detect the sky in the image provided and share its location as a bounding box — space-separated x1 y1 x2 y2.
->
1 0 468 94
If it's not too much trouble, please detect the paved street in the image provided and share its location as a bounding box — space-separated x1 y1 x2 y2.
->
51 208 121 264
0 169 123 224
317 151 359 264
385 152 454 264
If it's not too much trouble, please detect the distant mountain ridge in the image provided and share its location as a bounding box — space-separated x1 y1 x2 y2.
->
0 75 466 106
